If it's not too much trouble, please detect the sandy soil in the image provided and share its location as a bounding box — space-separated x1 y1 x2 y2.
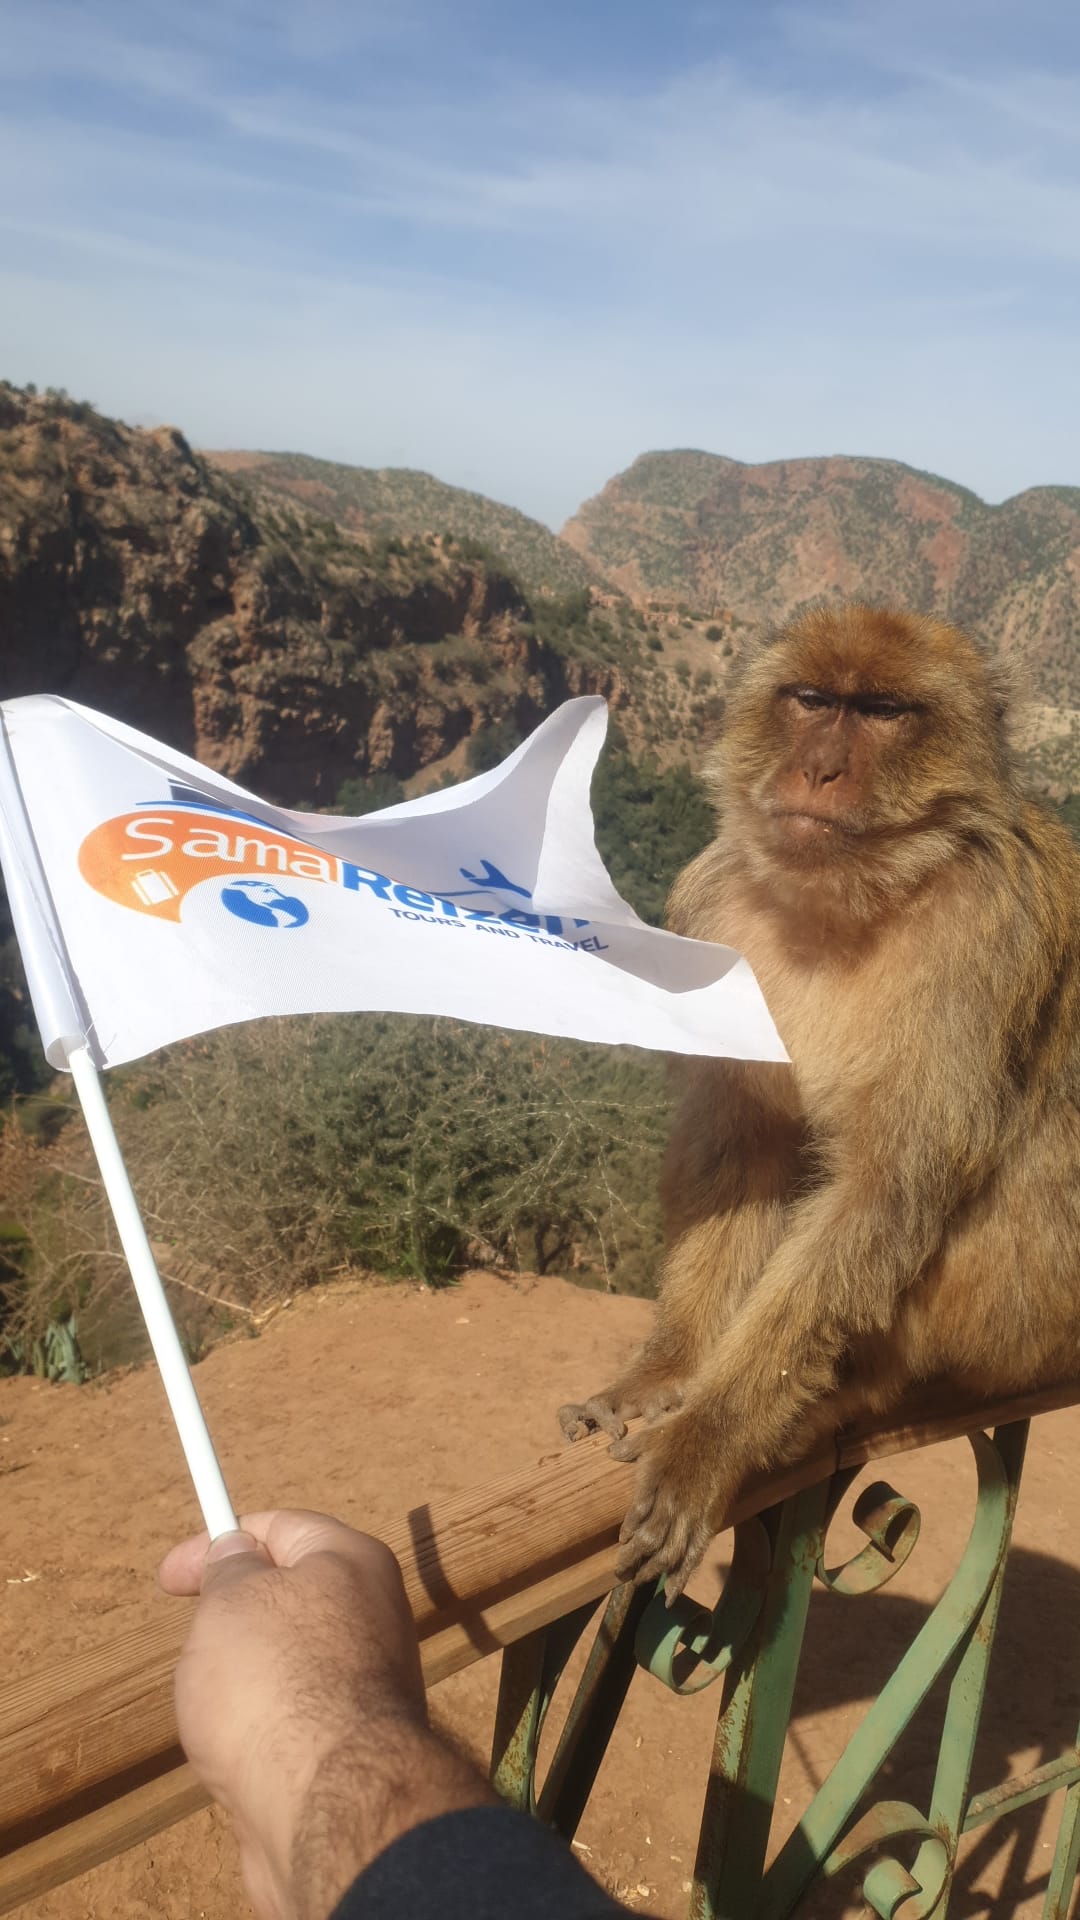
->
4 1270 1080 1920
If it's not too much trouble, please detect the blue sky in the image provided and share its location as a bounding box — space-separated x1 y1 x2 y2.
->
2 0 1079 527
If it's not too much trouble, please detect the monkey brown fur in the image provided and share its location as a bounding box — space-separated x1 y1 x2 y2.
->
559 603 1080 1600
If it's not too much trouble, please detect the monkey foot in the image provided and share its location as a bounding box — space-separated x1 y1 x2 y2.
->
610 1419 723 1604
558 1394 628 1443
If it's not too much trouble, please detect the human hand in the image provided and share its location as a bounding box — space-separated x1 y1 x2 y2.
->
160 1510 487 1920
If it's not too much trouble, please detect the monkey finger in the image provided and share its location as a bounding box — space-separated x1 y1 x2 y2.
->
618 1505 655 1549
557 1402 592 1442
616 1510 671 1576
617 1505 682 1583
609 1430 649 1464
660 1559 691 1604
614 1538 650 1582
618 1479 658 1537
661 1522 713 1607
583 1395 629 1440
631 1538 684 1587
558 1397 630 1444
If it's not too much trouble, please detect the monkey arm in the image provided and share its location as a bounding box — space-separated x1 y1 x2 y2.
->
607 1170 943 1599
558 1062 803 1442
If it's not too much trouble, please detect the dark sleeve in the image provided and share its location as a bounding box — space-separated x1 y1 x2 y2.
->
329 1804 631 1920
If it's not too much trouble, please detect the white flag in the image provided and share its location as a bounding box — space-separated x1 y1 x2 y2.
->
0 692 787 1071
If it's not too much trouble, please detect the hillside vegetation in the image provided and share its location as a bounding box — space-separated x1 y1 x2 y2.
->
0 386 737 800
211 449 598 599
213 437 1080 794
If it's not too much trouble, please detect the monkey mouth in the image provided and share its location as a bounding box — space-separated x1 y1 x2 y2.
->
772 809 853 839
763 809 868 861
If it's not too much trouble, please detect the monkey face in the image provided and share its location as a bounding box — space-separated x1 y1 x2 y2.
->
762 684 917 854
718 604 1011 875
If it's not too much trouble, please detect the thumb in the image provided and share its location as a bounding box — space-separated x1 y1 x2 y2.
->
200 1530 273 1592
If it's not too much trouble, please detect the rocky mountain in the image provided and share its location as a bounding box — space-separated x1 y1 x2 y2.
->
210 449 597 599
3 390 1079 807
562 451 1080 716
0 386 656 807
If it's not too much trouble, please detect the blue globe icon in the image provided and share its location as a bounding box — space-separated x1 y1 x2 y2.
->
220 881 309 929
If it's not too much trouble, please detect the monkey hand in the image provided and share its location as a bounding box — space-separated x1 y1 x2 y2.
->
609 1414 727 1604
558 1372 685 1444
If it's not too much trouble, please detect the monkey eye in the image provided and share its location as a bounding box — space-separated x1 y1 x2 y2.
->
789 687 833 712
852 695 909 719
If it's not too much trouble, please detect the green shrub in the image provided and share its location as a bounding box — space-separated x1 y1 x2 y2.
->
335 771 407 815
467 719 523 772
3 1017 672 1368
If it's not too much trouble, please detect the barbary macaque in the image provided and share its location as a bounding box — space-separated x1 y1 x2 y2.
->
560 604 1080 1599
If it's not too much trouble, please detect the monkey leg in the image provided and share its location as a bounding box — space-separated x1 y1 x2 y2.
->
893 1111 1080 1394
559 1118 802 1448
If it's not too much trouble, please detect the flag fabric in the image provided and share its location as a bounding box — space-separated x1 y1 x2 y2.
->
0 693 787 1071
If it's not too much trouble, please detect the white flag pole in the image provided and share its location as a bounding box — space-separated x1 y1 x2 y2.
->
0 711 237 1538
65 1045 239 1539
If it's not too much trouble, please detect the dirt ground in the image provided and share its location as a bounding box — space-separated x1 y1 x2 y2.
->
4 1270 1080 1920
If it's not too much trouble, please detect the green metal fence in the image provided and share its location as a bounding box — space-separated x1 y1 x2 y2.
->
492 1421 1080 1920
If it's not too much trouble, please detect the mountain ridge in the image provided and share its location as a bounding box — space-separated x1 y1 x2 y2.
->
223 437 1080 747
561 448 1080 723
209 448 599 600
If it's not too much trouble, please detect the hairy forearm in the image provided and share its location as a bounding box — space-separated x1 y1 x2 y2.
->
289 1713 496 1920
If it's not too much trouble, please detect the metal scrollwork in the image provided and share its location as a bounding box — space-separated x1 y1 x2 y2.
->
816 1476 922 1596
635 1513 772 1694
824 1799 951 1920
